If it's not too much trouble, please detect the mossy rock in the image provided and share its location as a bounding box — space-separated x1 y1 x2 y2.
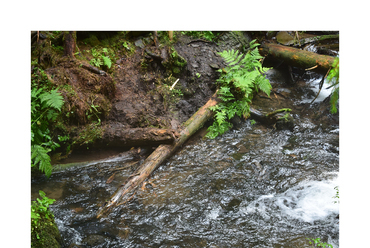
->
276 113 294 131
83 35 101 47
31 211 61 248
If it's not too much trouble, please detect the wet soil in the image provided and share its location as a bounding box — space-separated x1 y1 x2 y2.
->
33 31 338 163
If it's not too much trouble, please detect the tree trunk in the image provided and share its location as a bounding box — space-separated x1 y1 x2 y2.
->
259 43 336 74
94 127 179 149
96 92 220 218
63 31 76 58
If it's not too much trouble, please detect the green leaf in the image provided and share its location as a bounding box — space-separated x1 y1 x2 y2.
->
208 45 271 139
256 76 272 97
102 56 112 68
39 89 64 111
249 39 260 50
215 110 226 125
31 145 52 177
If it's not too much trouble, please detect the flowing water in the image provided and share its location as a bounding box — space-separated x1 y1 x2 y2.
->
31 71 339 247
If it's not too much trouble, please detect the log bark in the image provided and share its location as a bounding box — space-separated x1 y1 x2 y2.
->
96 93 220 218
81 63 107 76
259 43 336 74
95 127 179 148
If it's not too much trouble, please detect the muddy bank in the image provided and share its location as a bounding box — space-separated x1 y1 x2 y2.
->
31 31 338 166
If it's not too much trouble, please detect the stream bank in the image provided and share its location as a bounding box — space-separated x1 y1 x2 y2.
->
31 31 339 247
31 70 339 246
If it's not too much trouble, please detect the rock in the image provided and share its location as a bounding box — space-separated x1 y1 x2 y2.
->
209 63 220 70
275 113 294 131
216 31 252 53
134 39 145 48
224 198 242 211
176 100 196 116
276 31 295 45
82 234 107 246
230 115 243 129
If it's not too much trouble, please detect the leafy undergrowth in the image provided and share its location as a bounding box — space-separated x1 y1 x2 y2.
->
206 39 272 139
31 191 61 248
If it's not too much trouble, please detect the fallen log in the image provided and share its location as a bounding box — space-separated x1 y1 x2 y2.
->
94 127 179 148
81 63 107 75
259 43 336 74
96 93 220 218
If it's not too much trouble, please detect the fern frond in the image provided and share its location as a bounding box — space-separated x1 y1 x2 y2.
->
39 89 64 111
250 47 263 60
330 86 339 114
218 49 243 67
102 56 112 68
256 76 272 97
215 109 227 125
249 39 260 50
218 86 235 102
31 145 52 177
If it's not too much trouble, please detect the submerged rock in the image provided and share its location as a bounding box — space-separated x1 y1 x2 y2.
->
82 234 108 246
275 113 295 131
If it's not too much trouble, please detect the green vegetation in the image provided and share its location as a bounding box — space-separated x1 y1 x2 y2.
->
31 65 65 177
161 47 187 75
72 123 105 149
85 96 102 125
181 31 216 41
306 238 333 248
89 47 113 69
31 191 60 248
206 40 272 139
326 57 339 114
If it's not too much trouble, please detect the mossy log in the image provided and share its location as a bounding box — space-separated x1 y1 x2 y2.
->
259 43 336 74
95 127 179 148
96 93 220 218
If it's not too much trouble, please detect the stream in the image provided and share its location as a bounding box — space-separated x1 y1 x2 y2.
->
31 71 339 247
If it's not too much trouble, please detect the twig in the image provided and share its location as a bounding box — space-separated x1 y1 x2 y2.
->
309 68 331 105
170 78 179 90
295 31 301 46
274 92 280 104
306 65 318 71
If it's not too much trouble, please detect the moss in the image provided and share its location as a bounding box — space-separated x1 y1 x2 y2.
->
72 123 105 149
83 35 101 47
162 47 187 75
31 210 61 248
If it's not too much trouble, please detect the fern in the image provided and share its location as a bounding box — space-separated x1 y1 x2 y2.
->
31 67 65 177
102 56 112 68
39 89 64 111
327 57 339 114
90 47 113 69
206 40 271 139
31 145 52 177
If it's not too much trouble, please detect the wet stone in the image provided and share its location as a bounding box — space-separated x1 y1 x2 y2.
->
134 39 145 48
209 63 220 69
82 234 108 246
224 198 242 211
